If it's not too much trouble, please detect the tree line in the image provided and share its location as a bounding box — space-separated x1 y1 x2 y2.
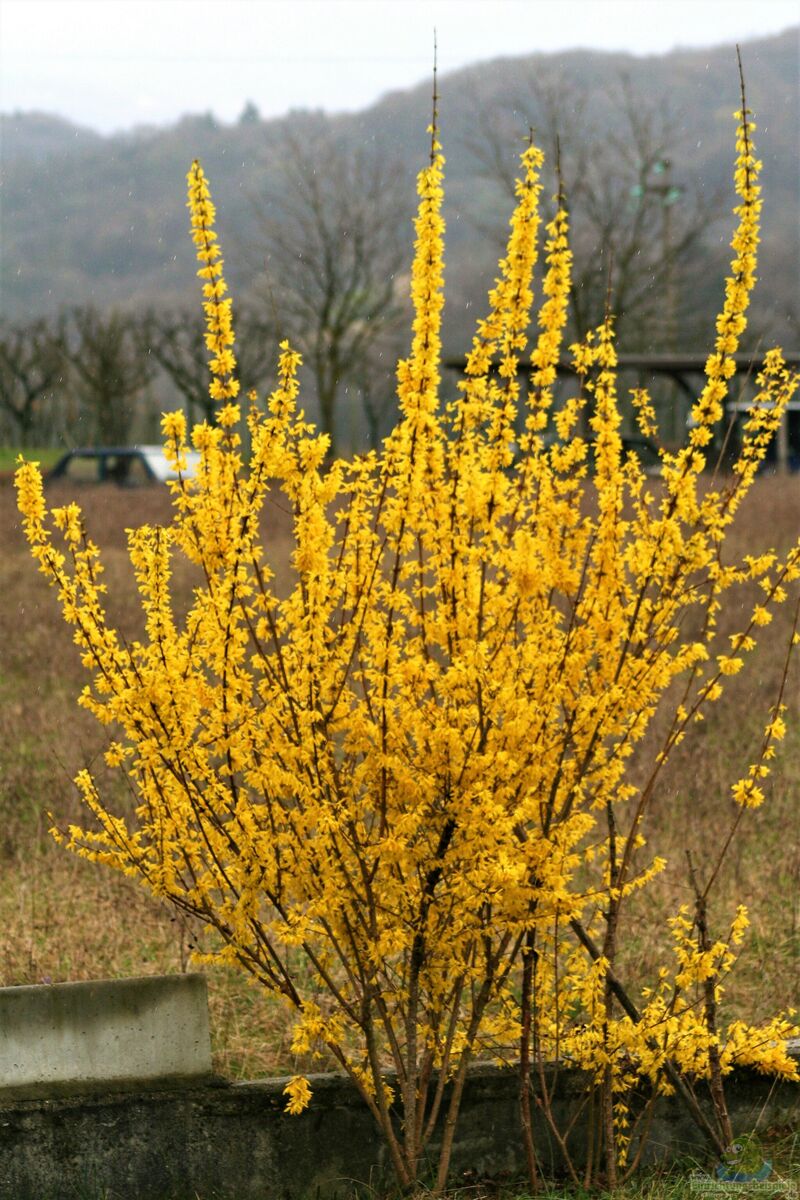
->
3 73 759 455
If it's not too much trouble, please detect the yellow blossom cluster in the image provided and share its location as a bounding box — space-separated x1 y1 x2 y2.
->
187 160 239 403
15 102 799 1189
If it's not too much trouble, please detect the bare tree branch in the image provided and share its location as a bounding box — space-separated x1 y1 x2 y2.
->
65 307 155 444
464 69 723 348
250 126 410 455
0 315 68 444
138 306 279 426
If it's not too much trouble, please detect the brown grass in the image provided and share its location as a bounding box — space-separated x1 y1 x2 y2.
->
0 473 797 1080
618 474 800 1022
0 480 301 1079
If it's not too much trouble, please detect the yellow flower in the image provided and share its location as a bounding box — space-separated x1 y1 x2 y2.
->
187 160 239 405
283 1075 313 1115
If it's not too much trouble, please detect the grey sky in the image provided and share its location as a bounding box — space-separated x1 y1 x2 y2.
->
1 0 797 134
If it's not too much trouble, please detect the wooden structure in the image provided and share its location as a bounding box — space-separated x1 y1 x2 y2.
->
444 352 800 472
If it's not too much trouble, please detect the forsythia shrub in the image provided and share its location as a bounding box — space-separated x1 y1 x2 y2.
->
16 82 799 1191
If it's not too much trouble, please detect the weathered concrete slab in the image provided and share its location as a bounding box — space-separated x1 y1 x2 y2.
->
0 974 212 1099
1 1053 798 1200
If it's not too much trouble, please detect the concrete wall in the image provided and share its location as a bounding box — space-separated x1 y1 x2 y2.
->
0 974 212 1099
1 1054 798 1199
0 975 796 1199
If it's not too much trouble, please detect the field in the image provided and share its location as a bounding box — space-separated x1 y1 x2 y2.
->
0 446 62 479
0 472 798 1083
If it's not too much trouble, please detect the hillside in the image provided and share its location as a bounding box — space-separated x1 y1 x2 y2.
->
1 28 798 352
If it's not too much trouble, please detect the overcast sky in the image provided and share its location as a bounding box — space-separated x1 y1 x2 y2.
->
1 0 797 134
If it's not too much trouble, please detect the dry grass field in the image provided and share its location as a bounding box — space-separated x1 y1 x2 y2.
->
0 471 797 1081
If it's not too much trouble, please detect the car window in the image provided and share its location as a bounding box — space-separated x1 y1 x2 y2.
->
104 455 134 484
123 456 151 485
61 455 102 483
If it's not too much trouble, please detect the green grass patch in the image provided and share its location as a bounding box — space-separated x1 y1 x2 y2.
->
0 446 63 474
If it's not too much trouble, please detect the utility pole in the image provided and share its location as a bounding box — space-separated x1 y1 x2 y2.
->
630 159 684 352
630 160 684 439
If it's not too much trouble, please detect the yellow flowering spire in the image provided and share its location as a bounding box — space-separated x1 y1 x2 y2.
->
483 140 545 472
458 141 544 432
688 104 761 452
395 136 445 432
187 160 240 404
526 183 573 437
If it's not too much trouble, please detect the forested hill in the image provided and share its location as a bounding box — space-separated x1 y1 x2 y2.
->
1 27 797 349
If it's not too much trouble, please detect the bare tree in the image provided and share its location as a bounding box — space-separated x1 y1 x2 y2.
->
0 315 67 445
251 126 410 456
65 307 155 444
465 70 722 349
348 334 404 451
138 305 279 426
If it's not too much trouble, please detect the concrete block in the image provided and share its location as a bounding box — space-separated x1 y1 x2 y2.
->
0 974 212 1098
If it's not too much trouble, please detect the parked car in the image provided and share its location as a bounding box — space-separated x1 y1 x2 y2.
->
47 446 200 486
